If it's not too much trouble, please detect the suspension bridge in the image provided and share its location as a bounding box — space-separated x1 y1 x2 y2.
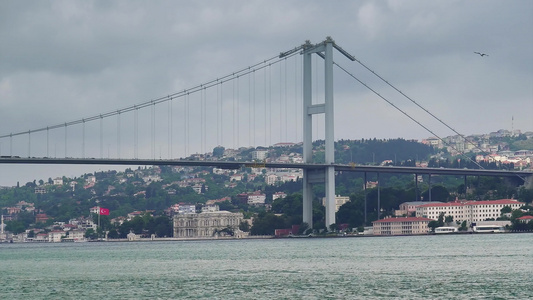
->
1 37 531 228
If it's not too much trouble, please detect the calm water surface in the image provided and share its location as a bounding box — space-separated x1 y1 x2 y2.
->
1 233 532 299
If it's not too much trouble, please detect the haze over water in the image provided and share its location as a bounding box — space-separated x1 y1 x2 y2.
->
1 233 532 299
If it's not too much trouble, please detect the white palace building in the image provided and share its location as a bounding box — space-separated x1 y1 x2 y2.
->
173 210 244 238
415 199 524 225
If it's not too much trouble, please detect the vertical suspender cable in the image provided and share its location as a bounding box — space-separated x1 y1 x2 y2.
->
295 56 298 143
315 55 319 141
237 76 240 148
248 72 251 147
200 88 203 155
134 107 138 159
232 78 235 149
200 88 204 155
284 58 289 142
279 61 282 142
65 123 67 158
82 120 85 158
117 112 121 159
151 102 155 159
268 65 272 147
253 70 256 147
203 87 206 155
185 93 189 157
220 82 223 146
100 116 103 159
28 131 31 158
64 123 67 158
202 88 205 154
264 67 267 147
204 88 207 154
217 83 220 146
46 127 49 158
169 98 172 159
184 93 187 157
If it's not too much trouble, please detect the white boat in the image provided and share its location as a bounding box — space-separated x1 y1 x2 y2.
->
473 225 505 233
435 227 458 234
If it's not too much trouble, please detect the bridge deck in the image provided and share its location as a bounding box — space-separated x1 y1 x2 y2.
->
0 157 530 178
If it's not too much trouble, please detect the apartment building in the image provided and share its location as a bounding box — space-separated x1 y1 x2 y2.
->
373 217 433 236
415 199 524 225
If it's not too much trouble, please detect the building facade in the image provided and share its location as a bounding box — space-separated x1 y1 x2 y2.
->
247 191 266 206
173 211 244 238
396 201 442 217
373 217 433 236
415 199 524 225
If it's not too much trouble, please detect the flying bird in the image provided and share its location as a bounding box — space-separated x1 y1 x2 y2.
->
474 52 488 57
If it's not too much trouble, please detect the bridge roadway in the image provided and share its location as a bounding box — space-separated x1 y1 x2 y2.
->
0 157 531 178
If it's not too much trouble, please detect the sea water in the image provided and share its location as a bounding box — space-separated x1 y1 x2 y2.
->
1 233 532 299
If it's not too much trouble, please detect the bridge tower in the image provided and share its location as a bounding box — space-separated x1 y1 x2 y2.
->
284 37 354 229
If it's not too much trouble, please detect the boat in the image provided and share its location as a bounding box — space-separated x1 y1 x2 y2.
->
473 225 505 233
435 227 458 234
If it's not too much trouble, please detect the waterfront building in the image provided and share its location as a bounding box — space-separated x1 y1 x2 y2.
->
517 215 533 223
173 211 244 238
373 217 433 236
396 201 442 217
416 199 524 225
48 231 65 242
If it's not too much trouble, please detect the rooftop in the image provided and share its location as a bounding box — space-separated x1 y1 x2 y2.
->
417 199 524 208
373 217 433 223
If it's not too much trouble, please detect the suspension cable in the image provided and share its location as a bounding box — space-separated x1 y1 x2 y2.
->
0 51 299 142
352 57 488 156
334 61 485 170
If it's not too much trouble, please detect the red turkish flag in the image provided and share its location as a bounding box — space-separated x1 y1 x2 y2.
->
99 208 110 215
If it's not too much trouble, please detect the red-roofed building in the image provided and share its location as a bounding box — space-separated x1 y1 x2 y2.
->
517 215 533 223
35 214 49 223
373 217 433 236
416 199 524 226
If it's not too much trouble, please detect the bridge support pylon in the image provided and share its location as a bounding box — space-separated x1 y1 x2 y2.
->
293 37 355 230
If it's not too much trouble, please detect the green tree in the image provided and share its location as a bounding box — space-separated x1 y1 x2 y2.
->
445 215 453 224
428 220 439 232
239 221 250 232
107 229 119 239
437 212 445 227
213 146 225 157
85 228 97 240
153 216 173 237
5 220 26 234
336 195 365 228
459 221 468 231
250 212 288 235
422 185 450 202
501 206 512 215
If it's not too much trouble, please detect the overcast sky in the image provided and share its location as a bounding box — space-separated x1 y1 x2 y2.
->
0 0 532 186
